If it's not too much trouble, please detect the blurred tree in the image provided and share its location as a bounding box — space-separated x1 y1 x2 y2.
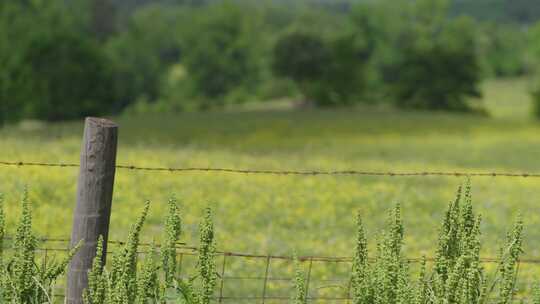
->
0 2 28 125
320 32 373 106
478 23 528 77
503 0 540 24
181 2 262 107
532 89 540 119
371 0 483 112
349 0 412 96
273 29 373 106
0 0 74 124
529 21 540 119
529 21 540 74
449 0 540 24
273 32 330 96
91 0 117 42
105 4 184 110
20 31 116 121
0 0 115 123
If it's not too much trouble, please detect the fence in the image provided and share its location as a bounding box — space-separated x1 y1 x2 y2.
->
2 116 540 303
1 236 537 303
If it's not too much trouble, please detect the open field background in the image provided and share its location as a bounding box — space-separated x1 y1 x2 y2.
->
1 78 540 289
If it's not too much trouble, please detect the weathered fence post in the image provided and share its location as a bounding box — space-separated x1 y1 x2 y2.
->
66 117 118 304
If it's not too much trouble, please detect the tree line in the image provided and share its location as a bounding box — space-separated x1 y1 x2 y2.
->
1 0 540 124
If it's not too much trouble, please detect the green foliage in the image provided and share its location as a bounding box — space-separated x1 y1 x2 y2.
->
134 243 160 304
316 32 372 106
196 208 217 304
449 0 540 24
84 236 107 304
273 32 330 89
351 0 485 112
529 21 540 120
291 253 307 304
533 88 540 119
0 0 117 123
84 199 216 304
90 0 117 42
84 201 158 304
351 211 369 303
534 282 540 304
110 201 151 303
162 195 182 286
169 207 217 304
22 31 115 121
273 29 372 107
180 2 262 108
105 4 184 110
1 0 534 120
0 189 81 303
478 24 528 77
389 1 483 112
351 183 525 304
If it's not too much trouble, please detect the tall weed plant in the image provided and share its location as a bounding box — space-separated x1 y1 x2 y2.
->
83 198 217 304
0 190 80 303
350 182 525 304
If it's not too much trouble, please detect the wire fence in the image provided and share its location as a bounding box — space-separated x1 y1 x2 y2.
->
1 237 538 303
2 160 540 177
2 159 540 302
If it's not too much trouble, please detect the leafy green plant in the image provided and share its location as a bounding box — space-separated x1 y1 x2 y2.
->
162 196 182 287
172 207 218 304
84 201 162 304
84 200 216 304
0 190 80 303
194 208 217 304
291 252 307 304
351 183 524 304
533 281 540 304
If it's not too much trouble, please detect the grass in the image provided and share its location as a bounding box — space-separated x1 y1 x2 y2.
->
1 78 540 286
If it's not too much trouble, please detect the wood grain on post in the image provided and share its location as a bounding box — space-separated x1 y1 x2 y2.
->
66 117 118 304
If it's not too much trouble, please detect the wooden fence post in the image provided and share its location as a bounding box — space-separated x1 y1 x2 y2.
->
66 117 118 304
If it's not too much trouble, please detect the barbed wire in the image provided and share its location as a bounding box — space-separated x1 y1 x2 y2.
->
1 160 540 178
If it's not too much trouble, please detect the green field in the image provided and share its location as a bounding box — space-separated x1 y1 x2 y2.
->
1 78 540 276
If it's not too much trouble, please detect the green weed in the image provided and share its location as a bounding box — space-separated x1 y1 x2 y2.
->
350 183 524 304
0 190 80 303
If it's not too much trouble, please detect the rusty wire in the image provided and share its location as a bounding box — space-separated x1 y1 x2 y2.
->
1 160 540 177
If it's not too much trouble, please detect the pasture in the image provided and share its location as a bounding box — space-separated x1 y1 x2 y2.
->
0 77 539 267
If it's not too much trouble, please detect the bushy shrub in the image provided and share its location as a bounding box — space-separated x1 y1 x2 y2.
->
20 31 116 121
350 182 524 304
390 16 483 112
180 2 262 107
273 32 330 92
273 30 372 107
478 23 528 77
0 0 119 123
